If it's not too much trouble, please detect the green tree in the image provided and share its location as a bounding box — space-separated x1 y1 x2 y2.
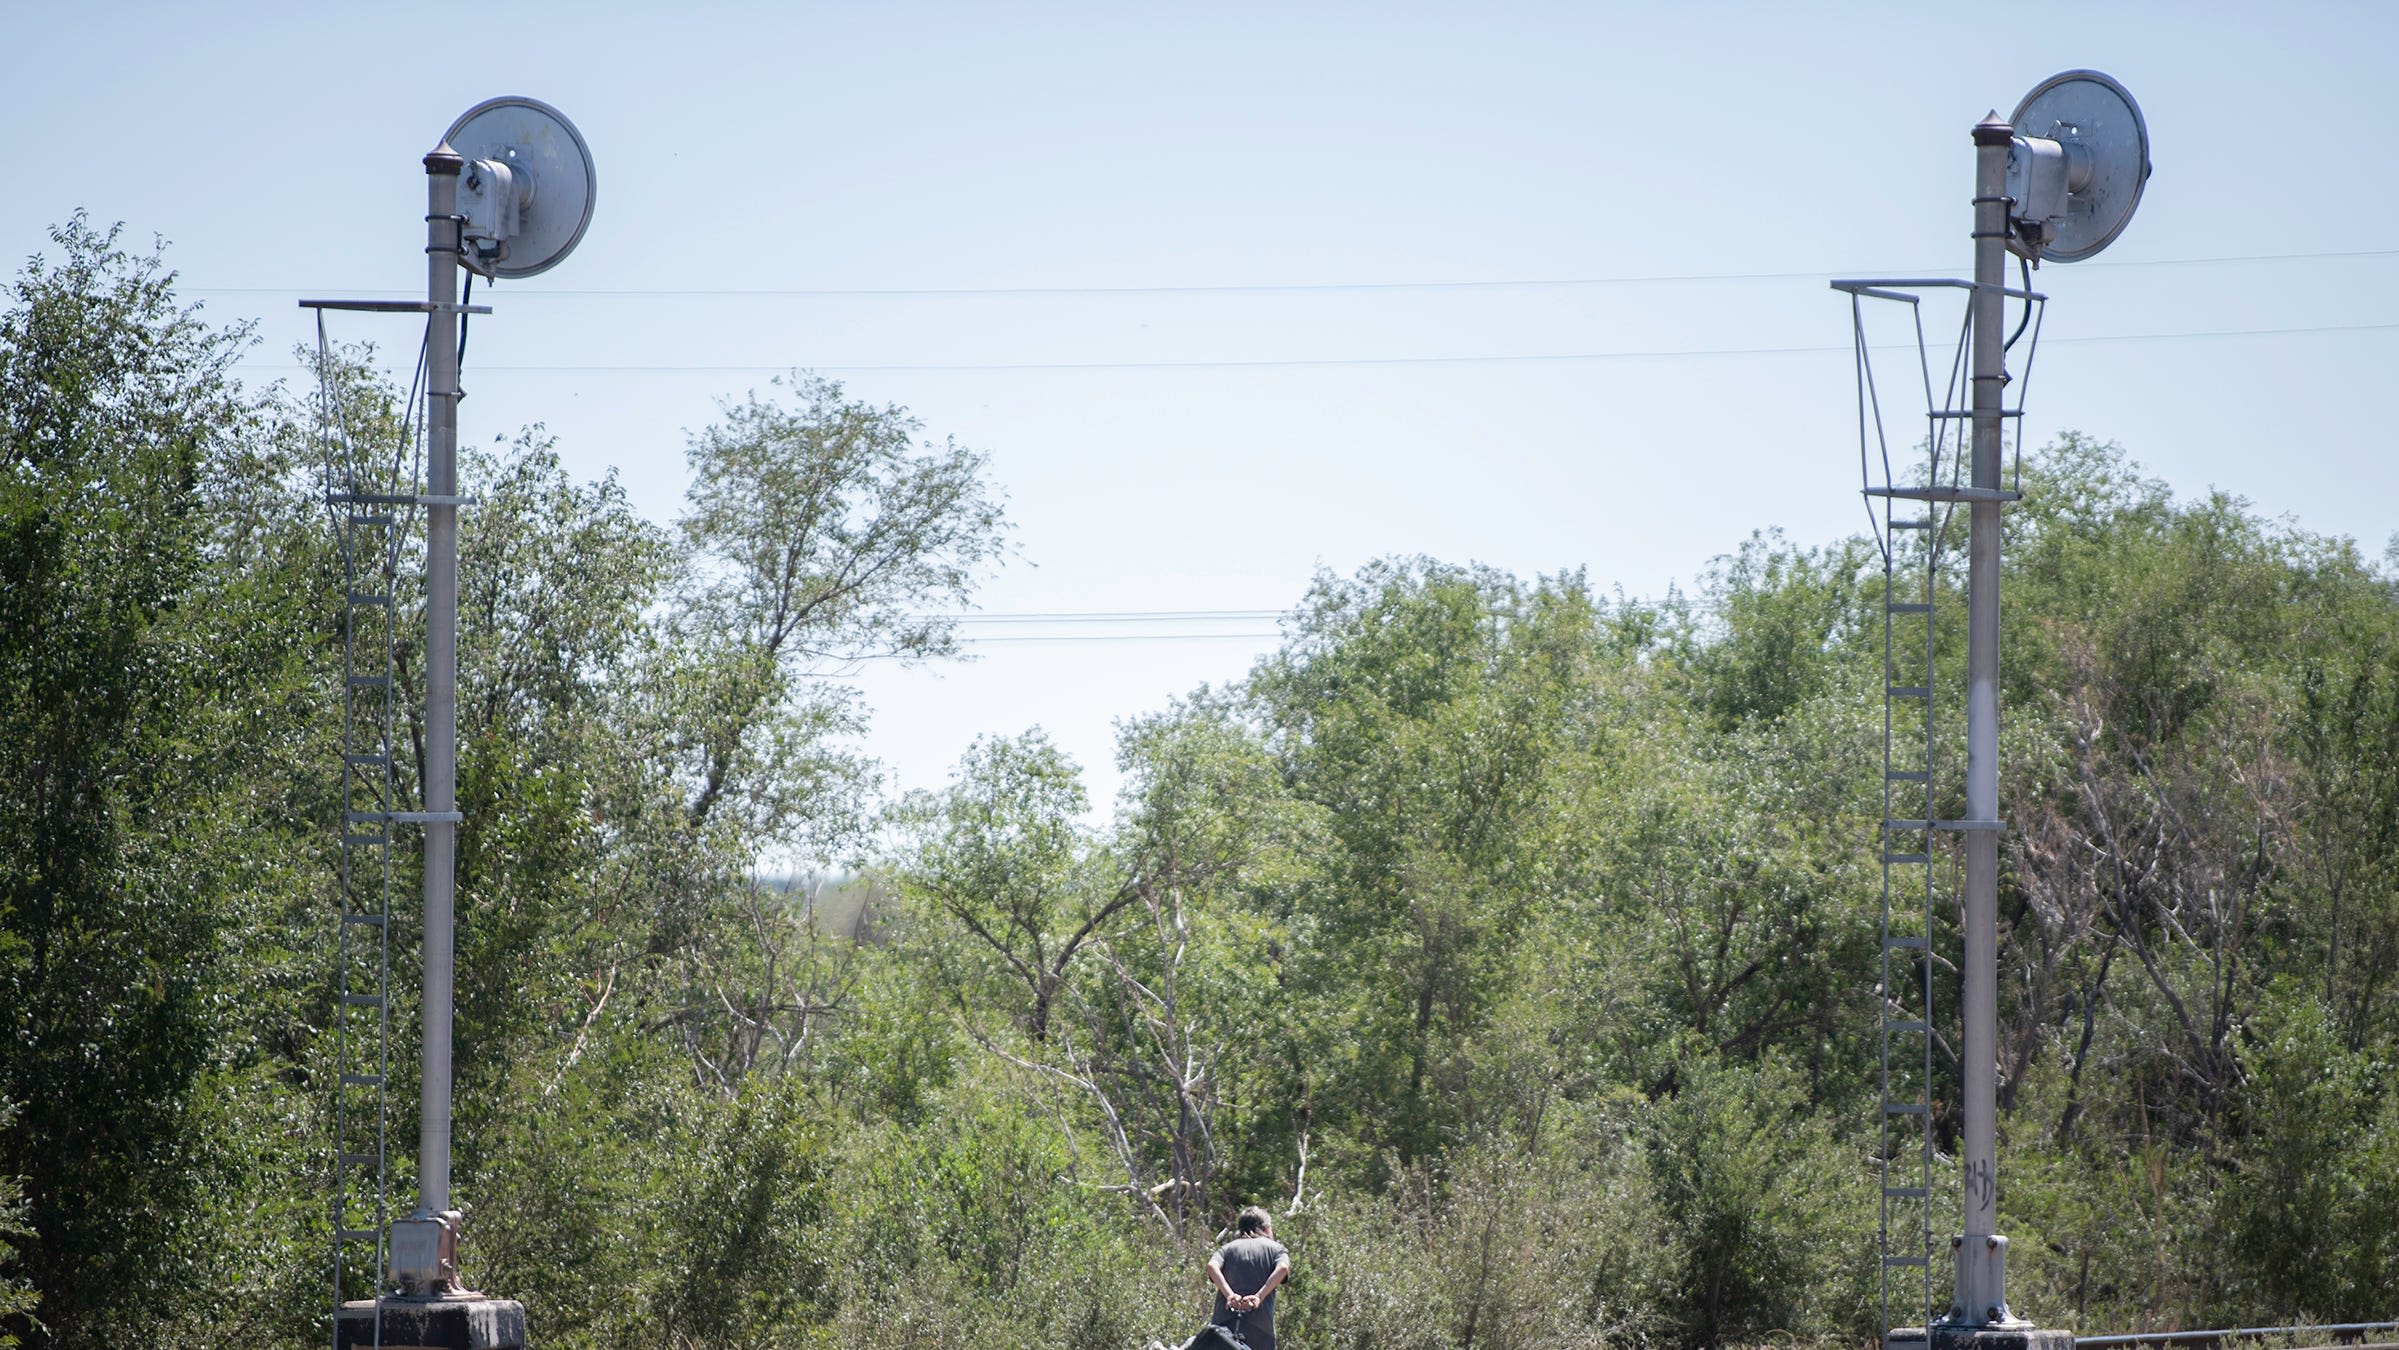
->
0 218 290 1344
1648 1057 1865 1347
894 732 1111 1044
670 374 1008 856
1687 529 1875 730
0 1103 36 1347
435 379 1012 1322
1248 560 1598 1165
2212 986 2399 1320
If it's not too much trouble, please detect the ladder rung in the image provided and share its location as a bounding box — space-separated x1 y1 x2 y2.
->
1927 409 2022 419
347 592 393 608
1869 485 2022 504
1885 819 1931 831
340 994 384 1008
1884 1186 1928 1198
1883 1254 1930 1267
1884 1020 1928 1033
1884 1102 1928 1115
348 514 395 528
340 912 387 926
326 491 471 506
1885 935 1928 949
1888 602 1932 614
346 675 390 690
338 1152 382 1168
336 1228 383 1244
343 753 391 768
1884 853 1929 864
343 833 388 847
340 1072 385 1086
1889 518 1933 530
1888 685 1931 699
1887 770 1929 782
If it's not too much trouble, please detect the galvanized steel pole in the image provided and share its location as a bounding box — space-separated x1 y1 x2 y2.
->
421 143 461 1225
1954 111 2014 1328
394 141 464 1293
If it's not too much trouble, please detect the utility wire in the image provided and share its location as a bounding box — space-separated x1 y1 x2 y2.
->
941 610 1284 623
189 246 2399 301
231 318 2399 377
956 632 1281 644
942 610 1286 643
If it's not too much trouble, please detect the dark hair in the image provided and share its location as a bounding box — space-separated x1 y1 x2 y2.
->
1236 1205 1272 1236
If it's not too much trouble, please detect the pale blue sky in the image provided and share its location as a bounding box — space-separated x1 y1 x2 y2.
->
7 2 2395 813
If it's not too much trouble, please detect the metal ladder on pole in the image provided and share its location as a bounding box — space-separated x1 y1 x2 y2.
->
331 483 402 1336
1873 462 2022 1339
1838 272 2045 1344
1837 278 1965 1339
1877 502 1940 1337
310 299 447 1347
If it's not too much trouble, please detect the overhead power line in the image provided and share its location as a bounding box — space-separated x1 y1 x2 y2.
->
958 632 1280 644
942 609 1286 644
234 318 2399 377
190 246 2399 301
943 609 1284 624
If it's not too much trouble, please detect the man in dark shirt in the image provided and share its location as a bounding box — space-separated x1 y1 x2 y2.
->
1205 1206 1291 1350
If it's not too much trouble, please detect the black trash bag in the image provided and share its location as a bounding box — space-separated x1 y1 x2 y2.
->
1182 1314 1249 1350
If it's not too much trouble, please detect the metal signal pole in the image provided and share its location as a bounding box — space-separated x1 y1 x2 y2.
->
391 142 466 1295
336 96 588 1350
1955 110 2013 1330
1846 71 2142 1350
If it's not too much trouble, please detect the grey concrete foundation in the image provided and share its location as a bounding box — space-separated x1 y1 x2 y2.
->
337 1295 525 1350
1887 1325 2076 1350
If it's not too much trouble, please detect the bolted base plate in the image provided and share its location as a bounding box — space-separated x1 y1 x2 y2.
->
337 1295 526 1350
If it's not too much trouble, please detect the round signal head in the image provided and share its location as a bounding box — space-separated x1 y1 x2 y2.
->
2009 70 2150 262
441 96 596 278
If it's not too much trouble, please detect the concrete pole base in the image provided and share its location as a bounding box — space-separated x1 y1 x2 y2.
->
337 1295 526 1350
1886 1325 2075 1350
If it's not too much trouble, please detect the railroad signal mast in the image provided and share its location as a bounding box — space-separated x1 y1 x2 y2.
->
315 96 595 1350
1836 70 2150 1350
